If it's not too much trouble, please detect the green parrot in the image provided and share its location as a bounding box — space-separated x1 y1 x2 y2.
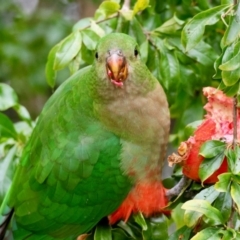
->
0 33 170 239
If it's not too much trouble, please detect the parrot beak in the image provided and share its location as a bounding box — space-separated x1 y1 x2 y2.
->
106 50 128 87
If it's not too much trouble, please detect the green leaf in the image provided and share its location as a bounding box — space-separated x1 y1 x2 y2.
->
0 113 17 139
133 0 149 14
218 81 239 97
215 173 232 192
90 20 105 37
117 221 137 239
94 1 120 20
143 216 169 240
222 3 240 47
0 146 17 201
73 17 91 31
54 31 82 70
139 40 148 63
154 15 184 35
45 43 60 88
133 212 147 231
200 140 226 158
221 229 234 240
184 120 202 139
231 181 240 212
182 199 224 225
82 29 100 51
0 83 18 111
198 152 225 182
220 42 240 86
68 50 81 75
13 104 31 122
191 227 221 240
186 40 218 66
213 192 232 222
182 4 231 51
111 228 132 240
169 225 192 240
94 225 112 240
152 36 180 89
219 50 240 71
199 152 225 183
184 186 219 227
225 147 240 174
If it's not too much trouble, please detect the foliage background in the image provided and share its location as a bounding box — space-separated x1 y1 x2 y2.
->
1 0 240 239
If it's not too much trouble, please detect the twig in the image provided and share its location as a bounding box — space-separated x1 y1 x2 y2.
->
166 176 191 200
122 0 131 10
78 13 119 32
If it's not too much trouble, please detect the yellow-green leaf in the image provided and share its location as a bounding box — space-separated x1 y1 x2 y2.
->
133 0 149 14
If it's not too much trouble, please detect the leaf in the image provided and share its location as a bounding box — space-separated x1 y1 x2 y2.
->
94 1 120 20
200 140 226 158
213 192 232 221
73 17 91 31
190 227 221 240
152 36 180 89
45 43 60 88
182 4 231 51
111 228 132 240
13 104 31 122
231 181 240 212
143 216 168 240
0 146 17 201
186 40 218 66
94 225 112 240
68 50 81 75
117 221 137 239
184 186 219 227
0 83 18 111
139 40 148 63
169 225 192 240
133 0 149 14
215 173 232 192
221 229 235 240
199 152 225 183
225 146 240 174
82 29 100 51
90 20 105 37
220 42 240 86
222 3 240 47
182 199 224 225
54 31 82 70
0 113 17 140
219 50 240 71
154 15 184 34
133 212 147 231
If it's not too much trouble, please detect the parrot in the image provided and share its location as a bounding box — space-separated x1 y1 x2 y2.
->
0 33 170 239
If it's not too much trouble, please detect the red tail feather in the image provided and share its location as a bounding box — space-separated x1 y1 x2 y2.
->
108 181 169 224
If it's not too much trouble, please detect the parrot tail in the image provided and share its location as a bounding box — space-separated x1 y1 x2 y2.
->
0 208 14 240
108 181 170 224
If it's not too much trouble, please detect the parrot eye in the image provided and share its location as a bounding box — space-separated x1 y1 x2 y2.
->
95 52 99 59
134 48 139 57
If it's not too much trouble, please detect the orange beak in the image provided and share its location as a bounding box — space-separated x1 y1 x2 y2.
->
106 51 128 87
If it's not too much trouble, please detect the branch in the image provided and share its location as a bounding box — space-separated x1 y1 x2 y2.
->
166 176 192 200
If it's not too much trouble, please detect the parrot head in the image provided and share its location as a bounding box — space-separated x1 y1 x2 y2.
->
94 33 140 88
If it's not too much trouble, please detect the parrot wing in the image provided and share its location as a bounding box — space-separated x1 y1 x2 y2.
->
1 67 132 239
